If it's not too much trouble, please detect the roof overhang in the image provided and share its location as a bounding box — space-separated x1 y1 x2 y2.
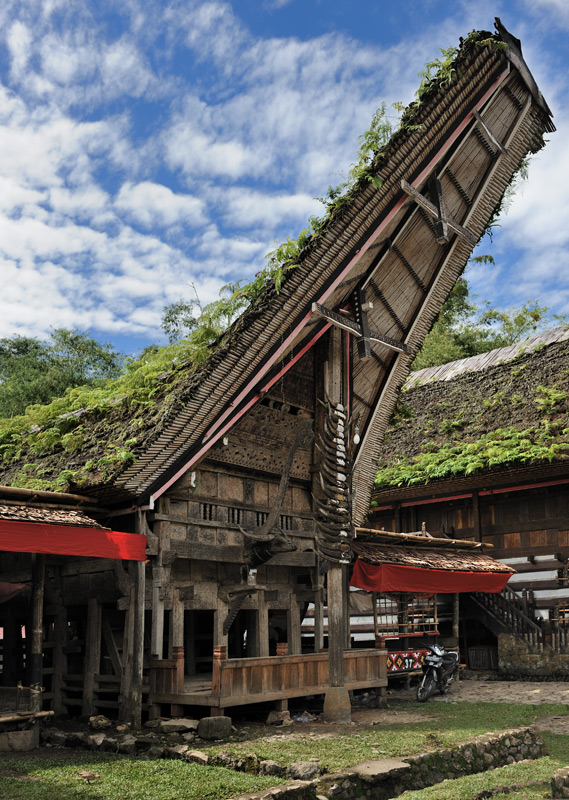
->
350 537 514 594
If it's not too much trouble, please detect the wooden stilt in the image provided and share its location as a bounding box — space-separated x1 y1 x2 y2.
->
313 589 324 652
288 596 302 655
51 567 67 716
119 584 135 722
257 594 269 657
30 554 45 713
82 598 102 716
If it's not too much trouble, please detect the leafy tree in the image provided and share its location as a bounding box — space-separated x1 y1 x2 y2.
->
0 329 124 418
161 282 249 344
413 278 566 371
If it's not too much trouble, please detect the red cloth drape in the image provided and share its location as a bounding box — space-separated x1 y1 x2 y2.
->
350 558 511 594
0 521 147 561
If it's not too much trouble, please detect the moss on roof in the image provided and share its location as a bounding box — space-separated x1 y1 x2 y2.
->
374 330 569 490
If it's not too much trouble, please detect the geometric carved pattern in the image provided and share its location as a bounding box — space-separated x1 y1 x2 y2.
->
386 649 427 673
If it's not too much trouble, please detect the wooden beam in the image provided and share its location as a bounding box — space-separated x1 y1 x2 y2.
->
473 110 508 154
401 178 477 244
428 176 450 243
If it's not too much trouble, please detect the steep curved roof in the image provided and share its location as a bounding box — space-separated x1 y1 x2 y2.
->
0 22 555 519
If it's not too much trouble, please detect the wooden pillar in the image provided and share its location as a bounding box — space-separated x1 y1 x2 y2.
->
452 593 460 642
170 589 184 653
322 327 350 722
30 554 45 712
257 594 270 658
125 508 147 729
214 597 228 649
313 590 324 652
210 645 226 717
82 598 102 716
473 492 481 542
288 596 302 655
343 565 351 648
120 585 135 721
151 562 165 659
51 567 67 715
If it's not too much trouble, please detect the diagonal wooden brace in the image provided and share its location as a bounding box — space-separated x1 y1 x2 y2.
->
401 178 477 245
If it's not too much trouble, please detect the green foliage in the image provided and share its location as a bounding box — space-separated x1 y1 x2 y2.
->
0 329 124 418
535 385 568 414
416 46 458 100
413 274 567 371
375 422 569 488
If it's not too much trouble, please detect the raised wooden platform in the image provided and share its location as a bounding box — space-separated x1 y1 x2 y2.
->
149 648 387 716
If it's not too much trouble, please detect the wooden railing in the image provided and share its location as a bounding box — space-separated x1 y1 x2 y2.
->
472 586 544 647
149 647 185 696
211 646 387 708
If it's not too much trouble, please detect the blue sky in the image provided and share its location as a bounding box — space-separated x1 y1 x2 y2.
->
0 0 567 355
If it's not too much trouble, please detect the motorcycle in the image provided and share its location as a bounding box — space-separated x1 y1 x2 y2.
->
416 642 459 702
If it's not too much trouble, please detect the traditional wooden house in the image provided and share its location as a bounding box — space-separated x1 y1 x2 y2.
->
0 21 554 722
369 326 569 674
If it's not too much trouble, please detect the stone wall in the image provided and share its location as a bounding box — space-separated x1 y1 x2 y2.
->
251 727 545 800
552 765 569 798
498 634 569 678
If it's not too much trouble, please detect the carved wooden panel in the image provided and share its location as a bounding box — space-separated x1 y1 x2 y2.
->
264 349 315 412
207 405 312 480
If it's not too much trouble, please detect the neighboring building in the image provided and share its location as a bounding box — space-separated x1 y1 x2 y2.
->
0 23 555 722
369 327 569 674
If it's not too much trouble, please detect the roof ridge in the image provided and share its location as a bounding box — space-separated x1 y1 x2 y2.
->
404 324 569 389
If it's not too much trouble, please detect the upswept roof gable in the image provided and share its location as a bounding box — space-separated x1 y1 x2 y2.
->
0 22 555 516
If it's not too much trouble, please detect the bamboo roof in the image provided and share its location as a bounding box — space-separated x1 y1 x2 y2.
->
0 21 555 517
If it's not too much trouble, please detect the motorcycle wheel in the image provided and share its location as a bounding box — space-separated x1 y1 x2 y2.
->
416 671 437 702
440 665 458 695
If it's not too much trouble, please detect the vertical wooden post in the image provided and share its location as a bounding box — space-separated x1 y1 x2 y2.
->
214 597 228 649
257 595 270 657
473 492 481 542
51 568 67 716
30 554 45 713
288 596 302 655
313 589 324 652
211 644 226 710
82 598 102 716
120 585 135 721
452 593 460 641
322 327 351 722
343 564 351 648
125 508 147 729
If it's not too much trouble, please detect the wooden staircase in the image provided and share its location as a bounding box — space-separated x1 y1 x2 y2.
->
470 586 544 648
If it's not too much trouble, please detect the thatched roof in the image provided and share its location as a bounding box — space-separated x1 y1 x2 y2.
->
353 540 514 574
0 22 555 517
374 326 569 500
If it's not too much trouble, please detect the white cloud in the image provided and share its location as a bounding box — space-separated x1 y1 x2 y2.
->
7 21 32 80
115 182 207 228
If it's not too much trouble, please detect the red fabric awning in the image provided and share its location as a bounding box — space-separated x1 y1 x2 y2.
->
0 520 147 561
351 559 511 594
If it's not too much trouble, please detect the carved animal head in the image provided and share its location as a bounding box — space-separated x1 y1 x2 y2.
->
241 528 297 569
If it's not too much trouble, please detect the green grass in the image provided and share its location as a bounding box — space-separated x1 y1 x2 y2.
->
0 752 284 800
1 703 568 800
207 701 569 771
